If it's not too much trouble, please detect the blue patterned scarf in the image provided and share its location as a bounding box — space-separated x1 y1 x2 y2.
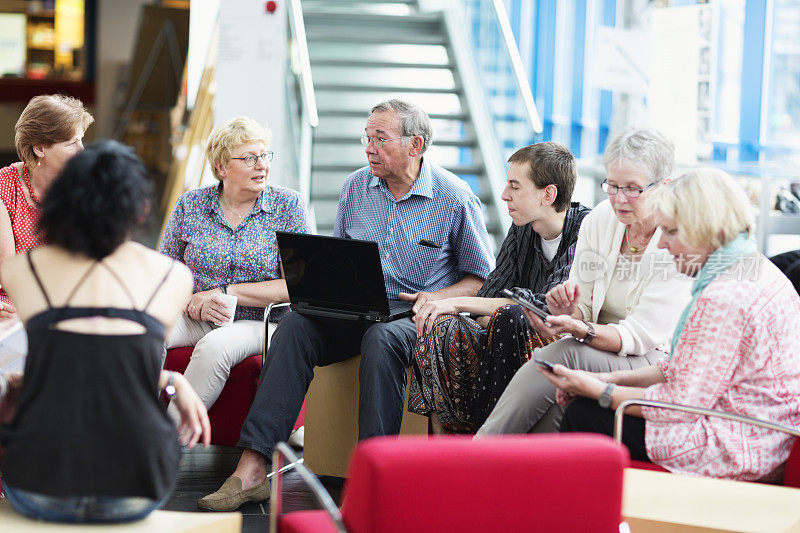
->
669 233 756 358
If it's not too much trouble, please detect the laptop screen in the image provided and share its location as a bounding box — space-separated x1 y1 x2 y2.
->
276 232 390 314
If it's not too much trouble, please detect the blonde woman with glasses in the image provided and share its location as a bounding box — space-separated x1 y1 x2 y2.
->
159 117 311 432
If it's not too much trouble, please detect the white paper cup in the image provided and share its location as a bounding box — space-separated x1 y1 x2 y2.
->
216 294 238 327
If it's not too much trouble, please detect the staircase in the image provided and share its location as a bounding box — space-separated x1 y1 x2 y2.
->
302 0 509 250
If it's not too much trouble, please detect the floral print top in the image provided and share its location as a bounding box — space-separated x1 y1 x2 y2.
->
159 182 311 321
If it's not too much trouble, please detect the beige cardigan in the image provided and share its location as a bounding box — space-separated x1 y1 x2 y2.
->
567 200 692 356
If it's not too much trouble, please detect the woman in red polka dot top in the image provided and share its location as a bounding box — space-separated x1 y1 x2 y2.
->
0 95 93 318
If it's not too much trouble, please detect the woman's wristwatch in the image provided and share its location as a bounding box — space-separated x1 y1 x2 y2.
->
575 320 595 344
220 285 228 294
164 371 178 400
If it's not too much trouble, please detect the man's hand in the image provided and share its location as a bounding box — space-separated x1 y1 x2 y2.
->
545 282 580 316
410 297 460 338
398 291 437 315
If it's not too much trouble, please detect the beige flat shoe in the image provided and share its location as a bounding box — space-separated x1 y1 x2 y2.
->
197 475 270 511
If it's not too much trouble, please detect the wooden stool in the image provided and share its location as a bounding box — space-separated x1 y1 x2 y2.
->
303 355 429 477
0 499 240 532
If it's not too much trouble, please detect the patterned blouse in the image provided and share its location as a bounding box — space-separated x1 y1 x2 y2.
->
159 183 311 321
642 255 800 482
0 163 43 306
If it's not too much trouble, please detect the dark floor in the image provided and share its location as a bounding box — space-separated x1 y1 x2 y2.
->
163 444 344 532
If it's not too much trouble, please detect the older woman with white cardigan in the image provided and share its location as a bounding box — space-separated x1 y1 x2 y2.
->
477 128 692 435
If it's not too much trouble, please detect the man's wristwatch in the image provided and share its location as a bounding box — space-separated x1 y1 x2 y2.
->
598 383 616 409
575 320 595 344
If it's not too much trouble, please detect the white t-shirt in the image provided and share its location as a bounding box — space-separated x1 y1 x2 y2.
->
540 233 563 262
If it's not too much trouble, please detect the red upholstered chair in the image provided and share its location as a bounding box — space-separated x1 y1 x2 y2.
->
615 399 800 488
271 434 629 533
164 302 304 447
164 347 306 447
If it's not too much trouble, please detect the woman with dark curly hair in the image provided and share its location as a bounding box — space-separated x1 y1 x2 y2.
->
0 140 210 523
0 94 93 319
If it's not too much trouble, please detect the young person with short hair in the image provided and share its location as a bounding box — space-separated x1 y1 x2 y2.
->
407 142 590 433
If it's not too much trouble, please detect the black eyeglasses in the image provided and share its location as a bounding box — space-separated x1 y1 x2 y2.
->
231 152 274 167
601 179 657 198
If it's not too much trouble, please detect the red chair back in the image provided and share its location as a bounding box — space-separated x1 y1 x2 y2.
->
341 434 628 533
783 438 800 488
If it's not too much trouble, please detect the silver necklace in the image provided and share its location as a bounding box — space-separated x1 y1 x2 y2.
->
219 196 250 220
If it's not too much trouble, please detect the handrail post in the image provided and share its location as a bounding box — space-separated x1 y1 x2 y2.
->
488 0 542 134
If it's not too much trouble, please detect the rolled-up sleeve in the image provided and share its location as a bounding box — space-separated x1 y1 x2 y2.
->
449 195 494 280
158 197 186 263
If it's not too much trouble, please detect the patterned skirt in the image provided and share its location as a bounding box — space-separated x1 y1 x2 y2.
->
408 304 558 434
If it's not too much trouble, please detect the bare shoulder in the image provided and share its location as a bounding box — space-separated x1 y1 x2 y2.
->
114 242 192 289
2 251 33 284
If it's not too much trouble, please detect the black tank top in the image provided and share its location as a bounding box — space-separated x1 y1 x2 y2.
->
0 253 181 499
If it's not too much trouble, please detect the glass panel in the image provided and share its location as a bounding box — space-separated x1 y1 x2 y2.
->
764 0 800 148
711 0 745 145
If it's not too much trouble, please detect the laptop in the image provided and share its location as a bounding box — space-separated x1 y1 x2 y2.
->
276 231 413 323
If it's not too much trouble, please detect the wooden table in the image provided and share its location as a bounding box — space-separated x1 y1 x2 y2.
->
0 499 241 532
623 468 800 532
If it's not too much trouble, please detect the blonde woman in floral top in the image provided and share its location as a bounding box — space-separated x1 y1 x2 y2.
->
159 117 311 430
543 169 800 482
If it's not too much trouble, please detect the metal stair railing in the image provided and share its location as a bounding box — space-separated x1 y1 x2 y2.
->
287 0 318 232
439 4 512 236
461 0 543 157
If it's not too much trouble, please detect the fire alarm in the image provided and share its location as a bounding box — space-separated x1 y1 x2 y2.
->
265 1 277 13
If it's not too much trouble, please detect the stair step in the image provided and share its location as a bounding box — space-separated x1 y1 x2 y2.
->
317 109 468 121
314 134 477 148
316 83 460 94
307 32 446 46
303 12 439 27
311 58 452 70
305 13 445 45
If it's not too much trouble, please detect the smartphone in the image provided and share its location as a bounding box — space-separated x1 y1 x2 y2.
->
502 288 551 321
534 358 556 372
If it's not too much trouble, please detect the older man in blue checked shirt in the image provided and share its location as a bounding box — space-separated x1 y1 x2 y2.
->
199 99 494 511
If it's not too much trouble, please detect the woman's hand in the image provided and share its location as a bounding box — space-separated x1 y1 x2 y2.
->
0 372 23 423
522 308 585 339
170 373 211 448
411 297 460 338
186 288 228 323
0 301 17 321
201 294 234 326
539 365 607 402
545 282 580 317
